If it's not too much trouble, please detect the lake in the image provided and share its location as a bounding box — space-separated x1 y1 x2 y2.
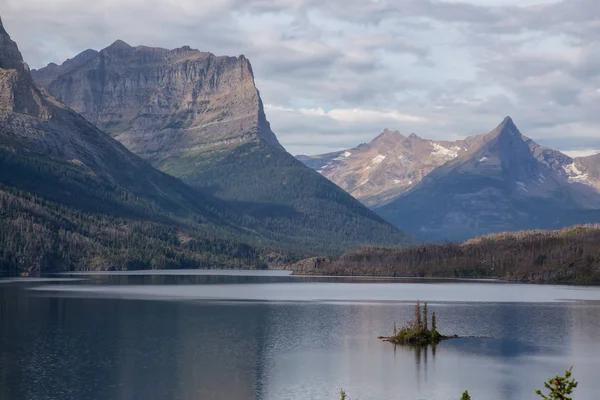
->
1 270 600 400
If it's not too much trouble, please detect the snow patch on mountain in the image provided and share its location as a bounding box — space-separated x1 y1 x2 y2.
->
431 143 458 159
333 151 352 161
516 181 529 192
564 163 590 185
371 154 386 164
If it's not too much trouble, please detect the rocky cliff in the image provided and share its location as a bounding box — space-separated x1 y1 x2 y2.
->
32 41 283 166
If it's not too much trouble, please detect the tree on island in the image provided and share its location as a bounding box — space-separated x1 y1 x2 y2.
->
385 301 444 346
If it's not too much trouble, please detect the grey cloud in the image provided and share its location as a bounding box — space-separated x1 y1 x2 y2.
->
2 0 600 155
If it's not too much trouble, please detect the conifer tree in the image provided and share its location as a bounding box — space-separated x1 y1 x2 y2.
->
414 300 422 332
535 367 578 400
461 390 471 400
423 302 429 332
431 312 437 333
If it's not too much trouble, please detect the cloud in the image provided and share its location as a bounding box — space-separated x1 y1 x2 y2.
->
562 149 600 158
2 0 600 155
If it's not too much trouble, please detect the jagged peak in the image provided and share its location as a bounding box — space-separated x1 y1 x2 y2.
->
373 129 404 142
487 116 521 141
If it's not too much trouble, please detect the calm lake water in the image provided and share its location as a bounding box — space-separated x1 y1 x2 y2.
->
1 271 600 400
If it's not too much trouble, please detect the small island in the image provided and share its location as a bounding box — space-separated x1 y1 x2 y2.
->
379 301 457 345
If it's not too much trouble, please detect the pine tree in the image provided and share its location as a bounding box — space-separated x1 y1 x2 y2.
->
423 302 429 332
431 312 437 333
414 300 422 332
535 367 578 400
461 390 471 400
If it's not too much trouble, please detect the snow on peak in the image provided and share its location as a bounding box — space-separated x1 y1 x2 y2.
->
371 154 386 164
431 143 458 159
479 156 488 162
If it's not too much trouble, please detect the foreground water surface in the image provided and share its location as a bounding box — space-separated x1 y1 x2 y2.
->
1 271 600 400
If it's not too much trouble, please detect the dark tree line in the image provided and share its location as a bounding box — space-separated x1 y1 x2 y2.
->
300 226 600 284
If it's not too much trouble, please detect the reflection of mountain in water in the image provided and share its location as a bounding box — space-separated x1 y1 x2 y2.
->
2 278 600 400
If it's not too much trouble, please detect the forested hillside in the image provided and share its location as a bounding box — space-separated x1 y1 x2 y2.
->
289 226 600 284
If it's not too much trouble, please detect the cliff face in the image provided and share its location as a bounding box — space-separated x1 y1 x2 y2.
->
32 41 284 166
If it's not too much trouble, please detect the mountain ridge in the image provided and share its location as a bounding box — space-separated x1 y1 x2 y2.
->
298 117 600 241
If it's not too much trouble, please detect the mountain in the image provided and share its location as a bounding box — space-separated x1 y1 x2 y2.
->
376 117 600 241
29 38 413 254
297 130 478 206
32 41 283 163
0 17 276 272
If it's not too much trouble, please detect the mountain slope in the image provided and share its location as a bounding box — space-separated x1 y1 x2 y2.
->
376 118 600 241
0 17 273 272
297 130 476 206
32 41 414 252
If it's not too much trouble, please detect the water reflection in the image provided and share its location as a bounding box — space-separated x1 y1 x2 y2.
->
1 277 600 400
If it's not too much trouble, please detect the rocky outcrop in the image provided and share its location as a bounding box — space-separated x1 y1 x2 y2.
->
0 16 48 117
32 41 284 166
285 257 331 274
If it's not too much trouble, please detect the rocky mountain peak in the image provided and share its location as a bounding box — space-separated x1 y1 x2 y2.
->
32 39 285 165
106 39 132 50
372 129 405 146
0 17 46 117
488 116 520 139
0 16 26 70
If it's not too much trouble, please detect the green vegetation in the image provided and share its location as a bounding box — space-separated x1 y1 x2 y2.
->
536 367 578 400
157 141 415 255
0 144 270 273
382 301 448 346
295 225 600 284
0 138 410 273
339 368 578 399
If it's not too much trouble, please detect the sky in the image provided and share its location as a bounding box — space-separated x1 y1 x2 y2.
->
2 0 600 156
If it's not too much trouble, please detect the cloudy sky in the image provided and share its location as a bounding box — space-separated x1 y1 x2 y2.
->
2 0 600 156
